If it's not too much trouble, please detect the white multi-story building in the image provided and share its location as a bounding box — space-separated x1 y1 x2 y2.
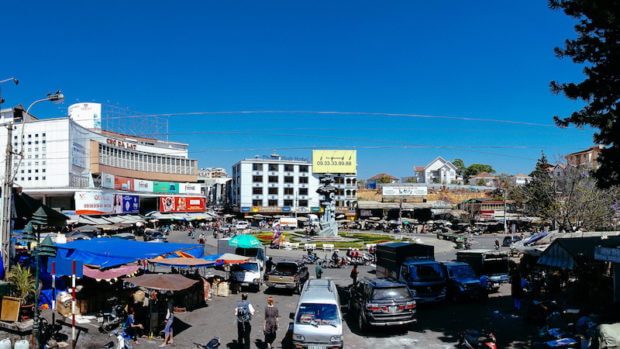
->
197 168 231 207
414 156 459 184
1 104 202 214
231 154 320 214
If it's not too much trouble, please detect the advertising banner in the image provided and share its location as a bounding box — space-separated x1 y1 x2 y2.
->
312 150 357 174
382 185 428 197
179 183 201 195
160 197 206 213
113 194 140 214
75 191 114 215
102 173 115 189
154 182 179 193
71 142 87 168
114 176 134 191
134 179 154 192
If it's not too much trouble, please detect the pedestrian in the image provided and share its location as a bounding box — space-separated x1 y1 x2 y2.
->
234 293 255 349
511 270 523 312
315 262 323 279
265 257 274 274
160 297 174 347
124 308 144 345
350 264 359 285
263 296 279 349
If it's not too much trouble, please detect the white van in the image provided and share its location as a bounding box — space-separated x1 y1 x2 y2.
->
290 278 343 348
235 221 250 230
231 261 263 291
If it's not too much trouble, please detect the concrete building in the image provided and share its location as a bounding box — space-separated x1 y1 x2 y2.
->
468 172 496 186
1 104 203 215
231 154 320 214
512 174 531 186
414 156 459 184
366 173 398 189
197 168 231 207
565 145 604 169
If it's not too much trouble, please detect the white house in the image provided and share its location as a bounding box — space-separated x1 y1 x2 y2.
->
468 172 496 186
414 156 459 184
512 174 531 186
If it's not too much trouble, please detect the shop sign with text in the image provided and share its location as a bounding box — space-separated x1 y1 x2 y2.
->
160 197 205 212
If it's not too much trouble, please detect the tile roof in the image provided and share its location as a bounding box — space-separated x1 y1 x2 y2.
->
368 173 398 180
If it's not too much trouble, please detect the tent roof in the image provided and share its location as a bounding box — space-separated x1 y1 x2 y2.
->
55 237 204 269
538 236 620 270
148 257 217 267
123 273 198 291
13 191 68 228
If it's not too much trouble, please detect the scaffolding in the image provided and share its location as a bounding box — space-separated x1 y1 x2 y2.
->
101 103 168 141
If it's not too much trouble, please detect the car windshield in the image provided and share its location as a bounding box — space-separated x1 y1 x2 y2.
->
296 303 340 326
371 287 411 301
448 266 475 279
234 263 259 272
274 263 297 275
411 263 444 281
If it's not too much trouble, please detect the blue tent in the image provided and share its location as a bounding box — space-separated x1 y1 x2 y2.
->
55 238 204 269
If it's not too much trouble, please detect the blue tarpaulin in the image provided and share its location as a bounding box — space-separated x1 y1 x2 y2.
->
55 238 204 268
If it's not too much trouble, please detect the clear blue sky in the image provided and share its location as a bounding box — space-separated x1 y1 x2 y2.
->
2 1 594 179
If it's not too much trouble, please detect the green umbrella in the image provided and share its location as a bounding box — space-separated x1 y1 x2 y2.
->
228 234 262 248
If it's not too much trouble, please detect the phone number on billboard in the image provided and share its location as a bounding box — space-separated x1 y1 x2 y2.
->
315 161 353 166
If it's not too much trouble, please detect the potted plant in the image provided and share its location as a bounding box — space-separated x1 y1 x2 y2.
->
7 264 36 321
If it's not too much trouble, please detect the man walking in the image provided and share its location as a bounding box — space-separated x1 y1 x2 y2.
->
234 293 255 349
315 262 323 279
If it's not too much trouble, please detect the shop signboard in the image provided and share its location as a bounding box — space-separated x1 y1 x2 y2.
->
241 207 251 212
102 173 115 189
134 179 154 192
114 176 134 191
382 185 428 197
75 191 114 215
282 207 291 212
154 182 179 193
113 194 140 214
312 150 357 174
160 197 206 213
360 209 372 217
311 207 321 212
179 183 201 194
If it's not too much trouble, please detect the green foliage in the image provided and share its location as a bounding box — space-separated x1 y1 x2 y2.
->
452 158 466 175
466 164 495 178
403 177 417 183
8 264 35 304
476 179 487 186
549 0 620 188
377 176 393 184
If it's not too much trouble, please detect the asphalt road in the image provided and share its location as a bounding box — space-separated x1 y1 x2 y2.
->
42 229 530 349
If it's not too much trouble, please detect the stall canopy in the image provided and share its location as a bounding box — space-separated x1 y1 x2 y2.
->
83 265 141 280
12 191 68 228
538 236 620 270
147 257 218 268
55 238 205 268
123 273 198 291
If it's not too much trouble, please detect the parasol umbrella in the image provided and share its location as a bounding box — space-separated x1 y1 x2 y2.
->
368 217 380 221
228 234 262 248
216 253 250 264
123 273 198 291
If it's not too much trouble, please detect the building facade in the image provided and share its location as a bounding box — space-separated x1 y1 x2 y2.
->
565 145 604 169
197 168 231 208
414 156 459 184
468 172 496 186
1 104 203 215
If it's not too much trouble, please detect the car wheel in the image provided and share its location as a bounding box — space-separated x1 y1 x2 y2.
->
358 312 368 331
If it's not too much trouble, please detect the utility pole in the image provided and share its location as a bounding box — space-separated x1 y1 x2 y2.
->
1 115 14 279
503 187 508 234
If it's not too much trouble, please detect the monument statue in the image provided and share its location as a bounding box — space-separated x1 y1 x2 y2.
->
316 176 338 237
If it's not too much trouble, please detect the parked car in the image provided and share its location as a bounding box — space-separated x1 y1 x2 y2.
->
440 262 485 302
265 261 309 293
231 261 263 291
290 278 343 348
145 231 167 242
235 221 250 230
502 235 523 247
348 277 416 331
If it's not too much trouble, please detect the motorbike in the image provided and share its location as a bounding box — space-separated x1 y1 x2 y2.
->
302 253 319 264
459 329 497 349
97 297 126 333
103 327 131 349
326 256 341 268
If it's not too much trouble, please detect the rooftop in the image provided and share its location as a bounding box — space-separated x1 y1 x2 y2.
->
368 173 398 180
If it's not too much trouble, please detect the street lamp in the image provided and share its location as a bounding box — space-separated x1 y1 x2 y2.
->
0 77 19 105
26 90 64 114
22 207 57 347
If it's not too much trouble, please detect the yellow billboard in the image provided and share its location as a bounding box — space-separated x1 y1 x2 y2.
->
312 150 357 174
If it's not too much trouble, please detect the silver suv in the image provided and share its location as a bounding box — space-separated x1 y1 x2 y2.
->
290 278 343 348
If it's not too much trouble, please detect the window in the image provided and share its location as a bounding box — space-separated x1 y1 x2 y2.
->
268 187 278 195
252 163 262 171
268 200 278 206
268 164 278 171
252 187 263 195
284 176 294 183
42 140 46 144
28 177 31 181
42 169 45 173
284 188 293 195
35 177 38 180
299 188 308 195
34 169 38 173
20 177 24 181
299 165 308 172
284 164 294 171
268 176 278 183
299 200 308 207
35 141 39 144
42 176 46 180
253 175 262 182
20 170 24 174
284 200 293 206
28 170 31 173
42 133 46 137
28 134 31 138
299 177 308 184
252 200 262 206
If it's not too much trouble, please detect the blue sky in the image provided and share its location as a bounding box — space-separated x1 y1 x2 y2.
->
2 1 594 179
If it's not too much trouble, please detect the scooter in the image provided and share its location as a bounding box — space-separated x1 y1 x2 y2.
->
459 329 497 349
103 327 131 349
97 297 126 333
194 337 221 348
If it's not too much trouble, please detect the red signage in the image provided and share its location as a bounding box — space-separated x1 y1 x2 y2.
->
160 196 206 213
114 176 134 191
